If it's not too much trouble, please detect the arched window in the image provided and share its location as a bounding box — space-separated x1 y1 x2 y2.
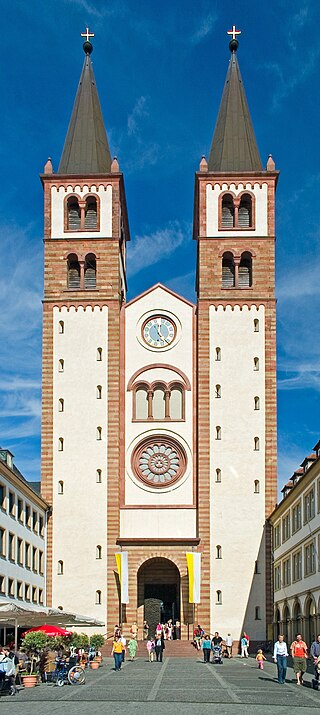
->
216 468 221 483
58 398 64 412
58 480 64 495
221 194 234 228
170 386 183 419
58 438 64 452
67 254 81 289
215 384 221 398
216 545 222 559
254 480 260 493
216 590 222 604
96 469 102 483
57 560 64 575
216 426 221 440
222 252 235 288
59 320 64 334
254 318 259 332
58 359 64 372
254 357 259 371
254 437 260 451
135 386 149 420
153 387 166 420
96 427 102 441
215 347 221 361
96 545 102 560
254 396 260 410
85 197 98 229
96 385 102 399
67 197 81 230
95 589 102 605
238 194 252 228
238 251 252 288
84 254 96 289
97 347 102 361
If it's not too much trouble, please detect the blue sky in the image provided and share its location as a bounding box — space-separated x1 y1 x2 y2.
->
1 0 319 490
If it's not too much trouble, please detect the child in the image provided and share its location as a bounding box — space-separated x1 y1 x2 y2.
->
146 639 155 662
256 649 266 669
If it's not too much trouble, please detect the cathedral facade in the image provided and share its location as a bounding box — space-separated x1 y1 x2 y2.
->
41 34 278 641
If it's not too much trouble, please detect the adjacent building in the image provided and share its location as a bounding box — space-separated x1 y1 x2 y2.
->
270 440 320 645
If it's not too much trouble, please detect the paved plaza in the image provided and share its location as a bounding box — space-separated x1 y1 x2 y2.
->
2 655 319 715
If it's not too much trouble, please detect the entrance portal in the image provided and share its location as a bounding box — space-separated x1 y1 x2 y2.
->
138 558 180 639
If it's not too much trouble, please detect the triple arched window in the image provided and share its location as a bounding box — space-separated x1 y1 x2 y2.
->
67 253 97 290
220 192 254 229
221 251 253 288
133 382 184 421
66 194 99 231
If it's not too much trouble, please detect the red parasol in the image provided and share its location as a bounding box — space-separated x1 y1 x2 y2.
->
22 624 73 637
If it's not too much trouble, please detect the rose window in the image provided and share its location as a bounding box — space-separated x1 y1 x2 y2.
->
132 436 186 487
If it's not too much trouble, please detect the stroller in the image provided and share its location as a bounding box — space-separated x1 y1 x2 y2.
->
212 645 223 664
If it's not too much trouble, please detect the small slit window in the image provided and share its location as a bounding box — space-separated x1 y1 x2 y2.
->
67 197 81 230
254 437 260 451
84 253 96 289
59 320 64 334
254 319 259 332
254 357 259 371
221 194 234 228
216 545 222 559
215 426 221 440
84 197 98 229
254 479 260 493
58 398 64 412
58 359 64 372
96 385 102 399
254 396 260 410
215 347 221 361
222 252 235 288
215 384 221 398
216 468 221 483
96 469 102 483
96 427 102 441
58 480 64 495
95 589 102 605
96 545 102 560
97 347 102 361
58 560 64 575
58 438 64 452
216 590 222 604
255 606 261 620
67 253 81 289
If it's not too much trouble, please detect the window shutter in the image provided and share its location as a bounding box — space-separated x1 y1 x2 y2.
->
68 202 81 230
84 200 97 229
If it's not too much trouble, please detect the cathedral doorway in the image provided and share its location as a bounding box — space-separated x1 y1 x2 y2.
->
137 558 180 638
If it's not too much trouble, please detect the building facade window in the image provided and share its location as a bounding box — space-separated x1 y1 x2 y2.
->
292 501 302 534
215 384 221 398
304 488 315 523
305 541 316 576
84 253 97 289
96 469 102 483
215 468 221 483
96 427 102 440
255 606 261 620
17 581 23 599
97 347 102 361
58 398 64 412
253 357 259 371
292 550 302 582
58 480 64 495
254 479 260 493
95 589 102 605
96 545 102 559
254 319 259 332
238 252 253 287
17 538 23 565
254 437 260 451
59 320 64 334
254 396 260 410
9 533 15 561
58 438 64 451
96 385 102 399
222 252 235 288
215 347 221 361
9 491 15 517
25 542 31 568
58 359 64 372
133 382 185 421
216 590 222 604
58 560 64 575
282 513 291 542
67 254 81 289
216 545 222 559
18 499 23 522
216 426 221 440
0 484 5 511
282 558 291 587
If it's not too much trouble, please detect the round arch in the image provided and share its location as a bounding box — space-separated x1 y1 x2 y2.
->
137 557 181 639
304 594 316 645
292 600 302 639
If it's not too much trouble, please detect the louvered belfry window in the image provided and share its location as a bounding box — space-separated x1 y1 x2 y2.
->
238 194 252 227
221 194 234 228
84 253 96 289
67 254 81 289
238 252 252 288
84 198 98 229
67 197 81 230
222 252 235 288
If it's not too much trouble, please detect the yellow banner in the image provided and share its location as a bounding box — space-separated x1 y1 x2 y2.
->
186 552 201 603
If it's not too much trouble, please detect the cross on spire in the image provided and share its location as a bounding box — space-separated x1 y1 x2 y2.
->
227 25 241 41
81 26 94 42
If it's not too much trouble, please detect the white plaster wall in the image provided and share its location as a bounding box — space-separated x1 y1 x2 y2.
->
52 306 108 623
122 287 195 535
0 476 46 609
209 304 266 639
206 182 268 237
51 184 112 239
120 509 196 538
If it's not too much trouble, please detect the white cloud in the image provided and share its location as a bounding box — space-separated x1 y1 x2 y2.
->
127 96 148 136
63 0 126 19
166 271 196 303
127 222 188 277
191 12 217 45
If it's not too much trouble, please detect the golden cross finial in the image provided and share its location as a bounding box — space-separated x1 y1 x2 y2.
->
81 26 94 42
227 25 241 41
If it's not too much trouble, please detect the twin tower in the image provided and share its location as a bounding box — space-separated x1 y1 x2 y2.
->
41 33 278 642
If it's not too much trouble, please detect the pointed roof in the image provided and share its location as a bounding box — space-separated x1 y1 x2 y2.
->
208 44 262 172
58 44 112 174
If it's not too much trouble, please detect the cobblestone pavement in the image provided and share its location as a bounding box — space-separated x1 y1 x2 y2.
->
2 656 319 715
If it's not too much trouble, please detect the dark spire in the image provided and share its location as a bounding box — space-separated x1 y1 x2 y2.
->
208 37 262 172
58 38 112 174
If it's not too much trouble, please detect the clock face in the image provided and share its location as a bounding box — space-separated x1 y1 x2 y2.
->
142 315 176 348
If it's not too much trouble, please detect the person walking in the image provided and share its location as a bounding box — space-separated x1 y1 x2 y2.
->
273 634 288 684
310 634 320 683
155 633 165 662
146 639 155 662
241 634 249 658
256 649 266 670
128 637 138 661
225 634 233 658
290 634 308 685
111 635 124 671
201 635 212 663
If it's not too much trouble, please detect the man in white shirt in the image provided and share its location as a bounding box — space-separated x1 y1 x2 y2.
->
225 634 233 658
273 634 288 684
